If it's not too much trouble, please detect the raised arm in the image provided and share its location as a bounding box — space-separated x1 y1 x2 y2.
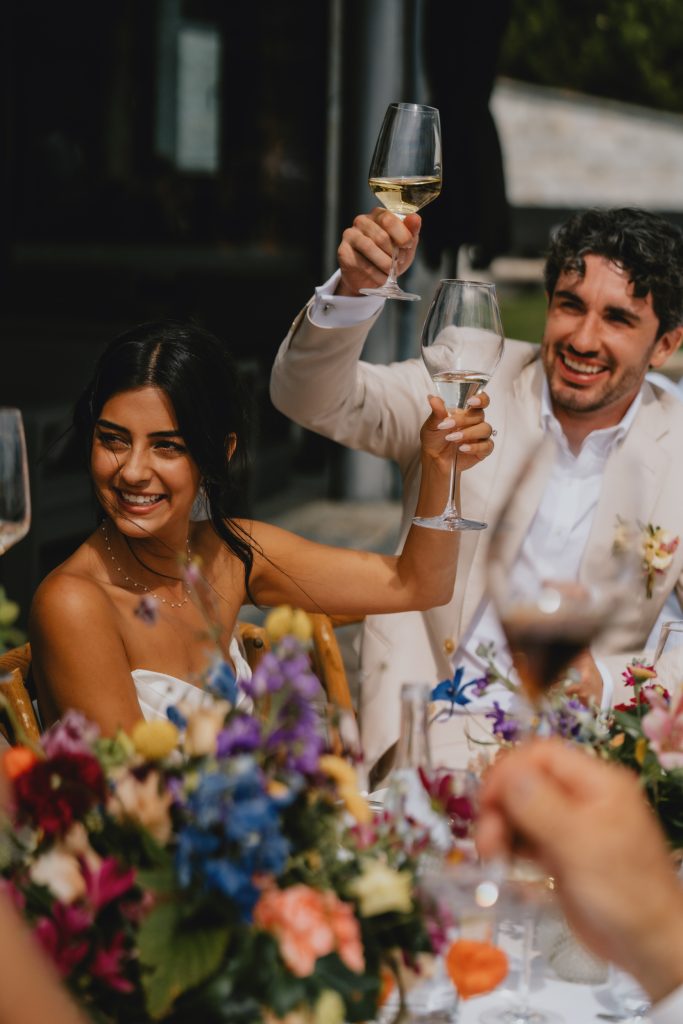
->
245 394 493 616
270 209 428 465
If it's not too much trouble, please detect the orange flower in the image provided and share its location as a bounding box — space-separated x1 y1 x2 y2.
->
3 745 39 780
253 885 364 977
445 939 508 999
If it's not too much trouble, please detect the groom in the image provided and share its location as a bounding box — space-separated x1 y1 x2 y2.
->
270 206 683 777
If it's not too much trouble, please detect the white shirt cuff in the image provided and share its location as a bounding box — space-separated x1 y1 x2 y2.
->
593 654 614 710
309 269 385 328
651 983 683 1023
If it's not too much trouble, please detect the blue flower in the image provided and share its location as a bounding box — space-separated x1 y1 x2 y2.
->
207 658 238 705
431 665 481 713
166 705 187 730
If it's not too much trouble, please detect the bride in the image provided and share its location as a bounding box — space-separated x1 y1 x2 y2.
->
29 321 493 734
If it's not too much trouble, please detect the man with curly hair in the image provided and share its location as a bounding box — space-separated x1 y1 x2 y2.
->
270 207 683 777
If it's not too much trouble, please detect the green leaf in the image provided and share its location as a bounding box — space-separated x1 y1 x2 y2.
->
138 901 230 1019
315 954 379 1023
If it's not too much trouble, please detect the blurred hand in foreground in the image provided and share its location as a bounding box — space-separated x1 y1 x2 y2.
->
476 738 683 1006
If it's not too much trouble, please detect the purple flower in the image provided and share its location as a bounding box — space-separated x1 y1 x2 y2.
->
134 595 160 626
216 715 262 756
485 702 521 743
242 652 286 699
42 711 100 758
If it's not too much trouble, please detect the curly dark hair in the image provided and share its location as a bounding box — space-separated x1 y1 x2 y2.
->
544 207 683 335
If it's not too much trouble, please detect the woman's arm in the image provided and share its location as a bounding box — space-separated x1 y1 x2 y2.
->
244 395 493 616
30 574 143 735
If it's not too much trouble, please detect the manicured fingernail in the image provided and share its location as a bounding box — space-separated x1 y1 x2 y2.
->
459 443 472 452
467 396 482 407
438 418 456 430
445 431 464 442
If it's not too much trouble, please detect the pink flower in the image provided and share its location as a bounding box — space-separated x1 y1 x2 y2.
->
34 902 92 977
642 690 683 770
82 857 136 912
90 931 134 992
253 885 364 977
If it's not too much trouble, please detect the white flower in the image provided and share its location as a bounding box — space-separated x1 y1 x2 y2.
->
109 769 173 843
184 701 230 757
30 848 86 904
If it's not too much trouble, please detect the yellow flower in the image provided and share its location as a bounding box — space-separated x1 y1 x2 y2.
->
318 754 357 788
131 719 179 760
314 990 345 1024
264 605 313 644
318 755 372 824
635 736 648 767
338 785 372 825
630 665 657 684
348 860 413 917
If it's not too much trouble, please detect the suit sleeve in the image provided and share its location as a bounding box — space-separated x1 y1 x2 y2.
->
270 301 430 466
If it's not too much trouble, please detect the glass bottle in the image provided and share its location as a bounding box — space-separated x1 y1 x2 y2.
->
385 682 451 850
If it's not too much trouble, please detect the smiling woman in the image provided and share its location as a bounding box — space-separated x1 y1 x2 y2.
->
28 321 495 734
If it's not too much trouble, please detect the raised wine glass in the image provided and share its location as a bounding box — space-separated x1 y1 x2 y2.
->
413 279 504 531
0 409 31 556
359 102 442 302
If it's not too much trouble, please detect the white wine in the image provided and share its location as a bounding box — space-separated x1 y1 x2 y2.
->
369 175 442 217
432 371 490 410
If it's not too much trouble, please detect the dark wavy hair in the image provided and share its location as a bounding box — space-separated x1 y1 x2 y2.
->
74 320 255 595
544 207 683 335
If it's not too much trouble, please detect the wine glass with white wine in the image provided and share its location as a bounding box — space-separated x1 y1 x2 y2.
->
413 279 504 531
359 102 442 302
0 409 31 556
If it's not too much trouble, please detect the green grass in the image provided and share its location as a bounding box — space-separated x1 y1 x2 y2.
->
498 287 547 345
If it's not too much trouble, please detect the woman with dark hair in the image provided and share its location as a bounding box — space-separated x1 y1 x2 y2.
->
29 320 494 734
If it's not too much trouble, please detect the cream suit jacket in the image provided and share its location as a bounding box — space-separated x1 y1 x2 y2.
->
271 303 683 770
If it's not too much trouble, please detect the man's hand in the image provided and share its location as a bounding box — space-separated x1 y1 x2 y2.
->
336 208 421 297
563 649 603 705
476 739 683 1005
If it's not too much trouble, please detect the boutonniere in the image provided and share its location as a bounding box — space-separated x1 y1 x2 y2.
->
615 519 680 598
641 524 679 598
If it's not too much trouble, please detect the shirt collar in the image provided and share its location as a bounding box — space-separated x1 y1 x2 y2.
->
540 378 643 457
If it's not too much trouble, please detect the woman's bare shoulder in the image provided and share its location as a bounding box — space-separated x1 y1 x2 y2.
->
30 542 114 629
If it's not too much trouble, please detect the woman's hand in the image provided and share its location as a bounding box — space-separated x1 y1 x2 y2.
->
420 391 494 475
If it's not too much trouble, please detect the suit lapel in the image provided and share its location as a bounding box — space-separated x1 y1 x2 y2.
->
580 384 670 585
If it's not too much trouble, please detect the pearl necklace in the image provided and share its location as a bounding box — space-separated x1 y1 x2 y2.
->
101 522 192 609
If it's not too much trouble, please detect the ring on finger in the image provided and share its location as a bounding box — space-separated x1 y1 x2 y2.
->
491 429 498 437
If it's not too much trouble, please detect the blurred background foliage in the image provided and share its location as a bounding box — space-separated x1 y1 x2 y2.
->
500 0 683 111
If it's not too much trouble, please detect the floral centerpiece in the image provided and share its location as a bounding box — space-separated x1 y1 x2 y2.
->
449 645 683 849
0 618 507 1023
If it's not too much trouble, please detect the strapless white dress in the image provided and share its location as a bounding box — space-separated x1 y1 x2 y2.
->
132 634 252 722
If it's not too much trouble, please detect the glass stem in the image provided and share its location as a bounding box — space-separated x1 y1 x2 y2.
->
443 443 459 519
516 913 534 1011
385 244 401 288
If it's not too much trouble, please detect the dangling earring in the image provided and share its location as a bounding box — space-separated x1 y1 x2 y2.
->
190 480 209 522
